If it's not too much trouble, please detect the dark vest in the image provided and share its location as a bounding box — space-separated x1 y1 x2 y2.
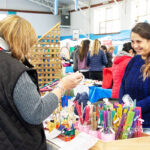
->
0 51 46 150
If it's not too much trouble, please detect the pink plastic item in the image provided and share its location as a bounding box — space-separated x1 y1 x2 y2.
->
89 130 98 138
78 124 84 132
97 131 102 139
74 121 79 129
101 132 115 142
82 125 90 134
62 63 71 67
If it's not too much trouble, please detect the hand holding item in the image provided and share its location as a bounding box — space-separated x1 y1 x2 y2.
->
59 72 83 91
52 72 83 100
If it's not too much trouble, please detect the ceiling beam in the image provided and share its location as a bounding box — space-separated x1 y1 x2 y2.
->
28 0 54 12
54 0 58 15
78 0 89 7
72 0 89 8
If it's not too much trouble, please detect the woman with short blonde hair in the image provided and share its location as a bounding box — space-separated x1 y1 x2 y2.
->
0 15 83 150
0 15 37 61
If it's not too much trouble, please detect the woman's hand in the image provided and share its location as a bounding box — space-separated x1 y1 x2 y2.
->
60 72 83 91
52 72 83 101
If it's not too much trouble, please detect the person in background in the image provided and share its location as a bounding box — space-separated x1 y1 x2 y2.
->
70 45 79 60
0 15 83 150
73 41 83 72
101 45 113 67
86 39 108 81
108 46 115 65
119 22 150 129
101 45 107 53
129 48 136 57
73 39 90 78
111 42 135 99
108 46 115 54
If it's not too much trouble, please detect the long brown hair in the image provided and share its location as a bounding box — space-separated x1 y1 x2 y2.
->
0 15 37 62
78 39 90 61
132 22 150 80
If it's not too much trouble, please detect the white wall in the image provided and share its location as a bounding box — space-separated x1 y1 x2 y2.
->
0 0 50 11
0 0 133 37
119 0 133 30
60 9 90 37
66 0 132 36
18 13 60 35
0 0 61 36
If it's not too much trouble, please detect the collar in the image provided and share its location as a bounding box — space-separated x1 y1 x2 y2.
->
117 51 132 57
0 37 33 68
0 37 10 51
23 57 34 68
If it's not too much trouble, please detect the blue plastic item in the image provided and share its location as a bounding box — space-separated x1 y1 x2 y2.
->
65 66 74 73
89 86 112 103
61 96 72 107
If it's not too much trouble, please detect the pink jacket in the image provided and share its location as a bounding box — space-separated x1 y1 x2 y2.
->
78 56 88 70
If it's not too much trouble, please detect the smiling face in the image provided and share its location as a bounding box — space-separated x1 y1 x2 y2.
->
131 32 150 56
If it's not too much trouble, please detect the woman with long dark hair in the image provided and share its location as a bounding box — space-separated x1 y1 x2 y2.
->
119 22 150 129
73 39 90 78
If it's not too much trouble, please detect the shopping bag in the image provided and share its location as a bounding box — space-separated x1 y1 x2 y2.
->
102 67 113 89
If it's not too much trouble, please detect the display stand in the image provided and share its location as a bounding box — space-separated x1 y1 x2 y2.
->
29 22 61 87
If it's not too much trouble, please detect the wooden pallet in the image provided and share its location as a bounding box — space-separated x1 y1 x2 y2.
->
29 22 61 87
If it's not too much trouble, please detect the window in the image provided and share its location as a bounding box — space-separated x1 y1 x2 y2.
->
131 0 150 27
94 3 121 34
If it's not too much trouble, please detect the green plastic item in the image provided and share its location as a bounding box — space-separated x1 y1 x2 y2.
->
99 110 103 126
134 99 136 107
64 128 75 136
122 110 135 139
103 105 107 111
70 47 75 53
112 110 116 120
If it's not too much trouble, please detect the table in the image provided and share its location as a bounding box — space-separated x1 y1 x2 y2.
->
74 84 112 103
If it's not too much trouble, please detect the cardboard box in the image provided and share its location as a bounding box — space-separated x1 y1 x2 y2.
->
90 133 150 150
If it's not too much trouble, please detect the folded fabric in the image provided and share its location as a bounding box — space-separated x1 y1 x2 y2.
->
89 86 112 103
74 92 89 115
